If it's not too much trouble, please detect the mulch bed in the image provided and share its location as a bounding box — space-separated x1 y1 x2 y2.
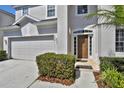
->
93 72 108 88
38 76 74 86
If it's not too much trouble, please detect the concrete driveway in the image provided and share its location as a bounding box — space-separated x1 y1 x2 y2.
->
0 59 38 88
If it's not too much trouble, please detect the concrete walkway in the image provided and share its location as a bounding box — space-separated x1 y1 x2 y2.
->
0 59 38 88
29 68 98 88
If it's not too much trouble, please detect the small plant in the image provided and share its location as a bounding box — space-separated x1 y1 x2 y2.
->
100 60 115 72
117 80 124 88
102 68 124 88
0 50 7 61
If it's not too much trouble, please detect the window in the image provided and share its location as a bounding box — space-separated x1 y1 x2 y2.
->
22 7 28 15
89 36 92 55
77 5 88 14
47 5 55 17
116 29 124 52
74 37 77 55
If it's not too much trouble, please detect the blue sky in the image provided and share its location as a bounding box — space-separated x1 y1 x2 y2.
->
0 5 15 14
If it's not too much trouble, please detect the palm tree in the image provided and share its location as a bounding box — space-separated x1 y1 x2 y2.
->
86 5 124 26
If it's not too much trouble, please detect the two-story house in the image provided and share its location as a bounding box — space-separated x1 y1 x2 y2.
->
0 5 123 68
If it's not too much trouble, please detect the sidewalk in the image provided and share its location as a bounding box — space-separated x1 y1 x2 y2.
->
29 68 98 88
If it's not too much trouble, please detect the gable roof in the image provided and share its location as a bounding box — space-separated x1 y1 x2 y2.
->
0 9 15 18
12 5 39 9
12 15 40 25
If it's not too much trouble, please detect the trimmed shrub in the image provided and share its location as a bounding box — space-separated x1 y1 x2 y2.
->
102 69 124 88
0 50 7 61
100 57 124 72
36 53 76 81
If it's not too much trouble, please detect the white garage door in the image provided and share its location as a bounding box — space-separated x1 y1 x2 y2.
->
10 36 55 60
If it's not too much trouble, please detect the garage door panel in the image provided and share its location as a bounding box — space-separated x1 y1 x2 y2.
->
11 36 55 60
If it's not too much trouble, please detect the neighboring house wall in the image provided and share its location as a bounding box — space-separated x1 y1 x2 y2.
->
0 10 15 27
0 31 3 50
0 10 15 49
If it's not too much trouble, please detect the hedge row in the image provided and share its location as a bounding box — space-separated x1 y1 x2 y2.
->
0 50 7 61
99 57 124 73
36 53 76 81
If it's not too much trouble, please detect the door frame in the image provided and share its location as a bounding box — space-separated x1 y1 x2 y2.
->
78 35 88 59
72 30 93 59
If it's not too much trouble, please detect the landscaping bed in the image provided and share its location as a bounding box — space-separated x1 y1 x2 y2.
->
0 50 7 61
94 57 124 88
36 53 76 86
93 72 108 88
38 76 74 86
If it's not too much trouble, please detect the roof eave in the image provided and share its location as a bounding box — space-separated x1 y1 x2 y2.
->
12 15 40 25
0 25 20 31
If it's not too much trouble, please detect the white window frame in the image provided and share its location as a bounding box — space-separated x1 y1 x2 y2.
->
22 7 29 16
46 5 57 19
75 5 89 16
115 28 124 52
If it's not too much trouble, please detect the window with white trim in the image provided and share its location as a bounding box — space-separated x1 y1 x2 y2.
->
74 37 77 55
77 5 88 14
47 5 55 17
116 29 124 52
22 7 28 15
89 36 92 55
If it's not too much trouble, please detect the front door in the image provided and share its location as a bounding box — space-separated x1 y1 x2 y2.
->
78 35 88 58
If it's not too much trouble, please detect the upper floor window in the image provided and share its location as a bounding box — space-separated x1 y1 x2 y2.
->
77 5 88 15
116 28 124 52
22 7 28 15
47 5 55 17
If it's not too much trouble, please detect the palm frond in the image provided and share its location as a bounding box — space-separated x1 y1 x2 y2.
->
86 5 124 26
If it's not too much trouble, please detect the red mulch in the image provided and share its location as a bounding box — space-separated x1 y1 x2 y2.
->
38 76 74 86
93 72 108 88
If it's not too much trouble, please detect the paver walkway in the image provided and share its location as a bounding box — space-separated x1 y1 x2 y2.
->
29 68 98 88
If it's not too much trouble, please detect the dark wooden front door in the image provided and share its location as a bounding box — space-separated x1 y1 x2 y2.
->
78 35 88 58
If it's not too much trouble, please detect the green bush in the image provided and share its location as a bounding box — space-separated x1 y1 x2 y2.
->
102 69 124 88
0 50 7 61
100 57 124 72
36 53 76 81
